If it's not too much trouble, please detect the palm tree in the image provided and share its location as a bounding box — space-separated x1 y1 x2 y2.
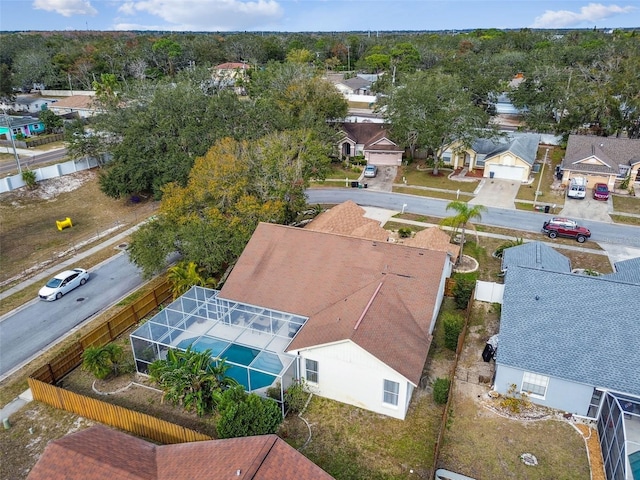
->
82 343 124 380
440 201 487 263
148 346 238 416
167 261 216 299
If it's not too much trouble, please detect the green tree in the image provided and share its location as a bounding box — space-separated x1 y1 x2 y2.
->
65 119 106 167
148 346 237 417
167 261 216 299
216 388 282 439
82 344 124 380
383 71 491 165
442 312 464 350
440 201 486 263
92 73 120 111
39 108 63 134
432 377 450 405
0 63 14 100
286 48 314 64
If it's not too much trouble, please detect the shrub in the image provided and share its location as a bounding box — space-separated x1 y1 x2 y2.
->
443 312 464 351
216 392 282 439
499 384 531 413
284 379 310 414
493 237 524 258
453 275 475 309
82 344 124 380
21 169 37 189
398 227 412 238
266 381 282 401
433 377 450 405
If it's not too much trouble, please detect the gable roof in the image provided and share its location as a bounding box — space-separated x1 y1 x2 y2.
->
478 133 540 166
28 425 333 480
305 200 389 242
562 135 640 174
340 123 402 152
402 227 460 261
501 241 571 273
497 265 640 397
219 223 449 385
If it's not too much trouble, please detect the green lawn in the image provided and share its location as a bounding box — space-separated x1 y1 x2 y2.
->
612 194 640 214
516 146 565 206
392 186 474 201
398 165 478 192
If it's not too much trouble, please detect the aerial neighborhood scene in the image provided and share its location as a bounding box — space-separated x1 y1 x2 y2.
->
2 0 640 479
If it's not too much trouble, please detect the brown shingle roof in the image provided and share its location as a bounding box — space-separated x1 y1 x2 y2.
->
341 123 401 151
219 223 448 385
403 227 460 262
48 95 96 110
306 200 388 241
28 425 333 480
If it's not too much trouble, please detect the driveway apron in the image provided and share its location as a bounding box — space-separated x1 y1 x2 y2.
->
559 190 612 223
469 179 520 209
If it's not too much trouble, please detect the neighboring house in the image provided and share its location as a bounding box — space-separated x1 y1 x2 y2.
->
28 424 334 479
500 241 571 273
442 133 540 182
338 123 404 166
494 243 640 480
211 62 250 94
130 217 453 420
47 95 99 118
1 94 58 114
491 73 527 131
220 223 452 420
560 135 640 189
333 76 372 95
0 115 45 139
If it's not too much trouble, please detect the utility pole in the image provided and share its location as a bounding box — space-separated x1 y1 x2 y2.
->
346 45 350 72
2 109 21 173
534 148 549 208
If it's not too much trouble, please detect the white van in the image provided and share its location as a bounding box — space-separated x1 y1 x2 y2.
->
567 177 586 199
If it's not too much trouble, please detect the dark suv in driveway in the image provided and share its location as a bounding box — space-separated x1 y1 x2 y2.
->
542 217 591 243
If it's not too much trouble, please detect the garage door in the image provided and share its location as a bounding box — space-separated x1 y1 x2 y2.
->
367 152 402 166
488 165 525 181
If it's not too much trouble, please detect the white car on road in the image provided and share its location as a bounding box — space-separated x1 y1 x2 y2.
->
38 268 90 301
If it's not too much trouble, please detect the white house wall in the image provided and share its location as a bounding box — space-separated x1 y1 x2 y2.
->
494 364 593 415
296 340 413 420
431 261 450 334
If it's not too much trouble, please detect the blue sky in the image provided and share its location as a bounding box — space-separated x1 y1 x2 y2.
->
0 0 638 32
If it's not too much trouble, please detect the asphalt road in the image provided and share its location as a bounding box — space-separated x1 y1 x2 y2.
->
306 189 640 248
0 147 68 176
0 252 144 378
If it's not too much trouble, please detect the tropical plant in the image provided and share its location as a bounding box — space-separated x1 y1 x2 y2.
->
82 343 124 380
148 346 238 416
21 169 37 189
440 201 487 264
493 237 524 258
167 261 216 299
216 388 283 439
398 227 412 238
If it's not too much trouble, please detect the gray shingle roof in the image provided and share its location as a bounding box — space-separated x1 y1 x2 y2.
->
471 133 540 166
562 135 640 174
497 266 640 397
602 257 640 285
501 241 571 273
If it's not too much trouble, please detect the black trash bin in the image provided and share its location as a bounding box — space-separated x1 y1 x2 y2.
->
544 205 550 213
489 171 495 179
351 181 359 188
363 183 368 189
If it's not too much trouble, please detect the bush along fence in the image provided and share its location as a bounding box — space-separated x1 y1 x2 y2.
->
27 377 211 444
30 280 171 384
429 289 475 480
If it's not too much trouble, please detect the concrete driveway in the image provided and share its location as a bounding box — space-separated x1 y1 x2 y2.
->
559 190 612 223
360 165 396 192
469 179 520 209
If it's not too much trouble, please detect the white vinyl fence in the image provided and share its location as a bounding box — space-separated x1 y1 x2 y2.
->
0 157 100 193
474 280 504 304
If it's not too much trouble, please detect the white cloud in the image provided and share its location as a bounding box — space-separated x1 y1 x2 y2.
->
532 3 636 28
33 0 98 16
115 0 283 31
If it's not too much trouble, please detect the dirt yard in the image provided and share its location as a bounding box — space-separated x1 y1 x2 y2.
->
0 170 158 288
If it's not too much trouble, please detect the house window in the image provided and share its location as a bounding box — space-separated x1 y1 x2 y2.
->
618 166 630 178
442 152 452 164
521 372 549 398
305 359 318 383
383 379 399 406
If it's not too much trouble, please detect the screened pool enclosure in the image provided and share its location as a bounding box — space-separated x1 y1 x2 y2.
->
130 286 307 407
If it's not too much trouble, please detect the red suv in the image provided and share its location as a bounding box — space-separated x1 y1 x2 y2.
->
542 217 591 243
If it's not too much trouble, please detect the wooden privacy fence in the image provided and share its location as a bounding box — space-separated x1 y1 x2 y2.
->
30 280 172 384
28 378 211 444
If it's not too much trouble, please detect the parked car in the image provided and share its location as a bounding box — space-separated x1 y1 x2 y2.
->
593 183 610 200
363 164 378 178
541 217 591 243
38 268 90 301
